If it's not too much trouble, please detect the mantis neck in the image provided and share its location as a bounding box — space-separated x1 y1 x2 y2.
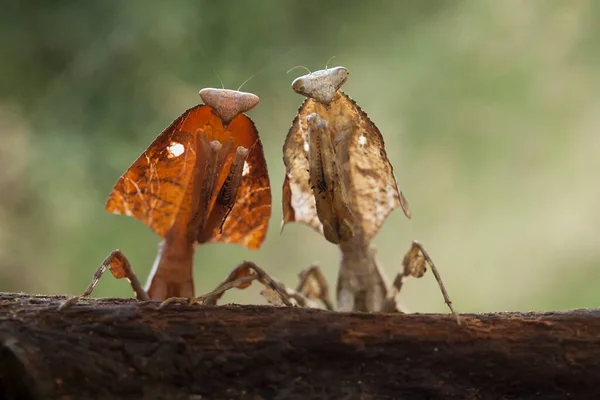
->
336 236 390 312
144 233 195 300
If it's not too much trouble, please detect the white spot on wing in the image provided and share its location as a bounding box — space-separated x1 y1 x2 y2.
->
303 140 310 153
242 161 250 176
167 141 185 158
358 134 367 146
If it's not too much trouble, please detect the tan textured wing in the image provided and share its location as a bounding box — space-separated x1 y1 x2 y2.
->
281 99 324 237
206 114 272 250
337 91 411 242
105 106 210 238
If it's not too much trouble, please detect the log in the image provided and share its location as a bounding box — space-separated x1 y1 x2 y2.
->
0 293 598 400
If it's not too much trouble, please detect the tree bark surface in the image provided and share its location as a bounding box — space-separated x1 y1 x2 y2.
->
0 293 598 400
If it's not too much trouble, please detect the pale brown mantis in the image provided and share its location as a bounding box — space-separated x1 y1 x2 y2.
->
282 65 458 321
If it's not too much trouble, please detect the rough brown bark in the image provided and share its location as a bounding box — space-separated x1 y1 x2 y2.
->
0 293 598 400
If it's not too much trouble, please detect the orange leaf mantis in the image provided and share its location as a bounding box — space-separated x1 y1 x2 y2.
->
61 88 274 307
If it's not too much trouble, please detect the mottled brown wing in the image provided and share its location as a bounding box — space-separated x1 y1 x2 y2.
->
105 106 215 238
281 99 324 237
339 91 411 242
207 114 271 250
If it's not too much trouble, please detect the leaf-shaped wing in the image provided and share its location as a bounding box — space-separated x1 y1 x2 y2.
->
105 106 215 238
281 100 325 237
338 91 411 242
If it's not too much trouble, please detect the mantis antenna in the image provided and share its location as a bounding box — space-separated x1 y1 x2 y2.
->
286 65 312 75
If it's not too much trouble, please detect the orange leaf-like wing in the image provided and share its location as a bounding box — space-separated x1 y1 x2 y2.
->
105 106 212 238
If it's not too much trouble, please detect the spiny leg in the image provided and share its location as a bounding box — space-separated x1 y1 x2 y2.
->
191 137 233 241
200 145 250 240
306 112 355 244
386 240 460 324
208 262 294 307
307 113 341 244
327 121 356 242
295 264 334 310
411 241 459 322
58 249 148 310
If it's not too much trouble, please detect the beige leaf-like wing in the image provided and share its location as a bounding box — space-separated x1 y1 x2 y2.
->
281 100 324 237
336 91 411 242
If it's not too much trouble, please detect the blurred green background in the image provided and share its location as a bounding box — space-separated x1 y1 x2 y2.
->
1 0 599 313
